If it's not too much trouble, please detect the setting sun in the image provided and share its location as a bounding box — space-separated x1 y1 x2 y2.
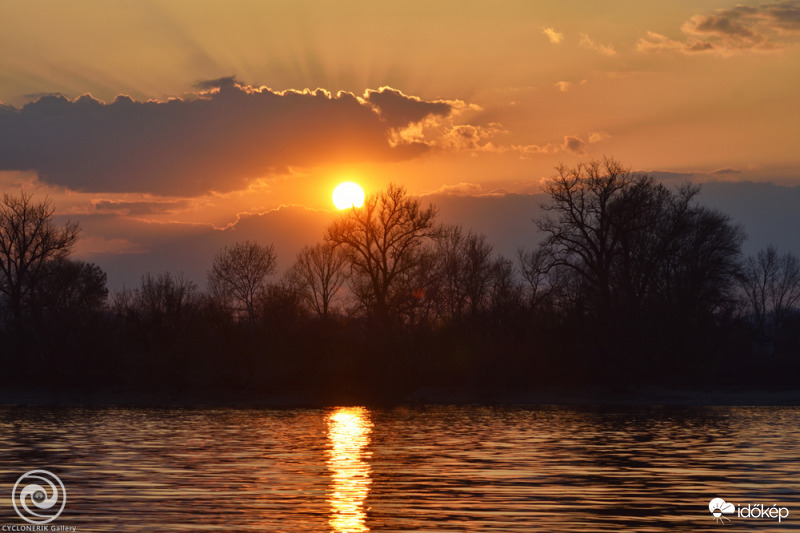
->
332 182 365 210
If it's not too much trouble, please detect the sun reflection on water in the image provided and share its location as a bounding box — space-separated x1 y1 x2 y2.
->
327 407 373 533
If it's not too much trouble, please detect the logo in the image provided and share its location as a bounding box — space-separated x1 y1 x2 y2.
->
12 469 67 525
709 497 790 524
709 497 735 524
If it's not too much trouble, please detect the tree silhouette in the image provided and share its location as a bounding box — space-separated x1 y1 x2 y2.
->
518 247 550 311
327 183 438 324
436 225 495 320
533 158 746 371
0 192 79 330
208 241 277 321
33 258 108 317
741 246 800 351
286 242 348 319
536 159 744 319
115 272 198 330
537 158 645 316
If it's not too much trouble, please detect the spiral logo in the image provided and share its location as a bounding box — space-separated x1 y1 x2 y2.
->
12 469 67 524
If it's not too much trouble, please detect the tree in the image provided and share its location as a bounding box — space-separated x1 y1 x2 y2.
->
436 225 495 320
326 183 438 323
33 259 108 317
518 247 550 311
488 256 523 318
116 272 197 325
536 158 653 316
652 204 744 322
534 158 745 368
286 242 348 318
0 192 79 329
536 158 744 320
740 246 800 348
208 241 277 321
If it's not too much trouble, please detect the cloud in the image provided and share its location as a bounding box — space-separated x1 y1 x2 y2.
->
554 80 588 93
562 135 587 154
439 124 506 151
542 27 564 44
73 236 146 257
711 167 741 175
579 33 616 55
193 75 238 90
389 103 505 152
507 134 588 158
643 167 743 183
93 200 190 216
638 1 800 55
363 87 451 128
426 182 485 196
0 82 454 196
513 143 561 156
588 131 611 143
23 92 67 101
637 31 690 53
555 81 572 92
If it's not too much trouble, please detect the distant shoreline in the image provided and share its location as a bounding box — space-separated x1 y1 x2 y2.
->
2 385 799 409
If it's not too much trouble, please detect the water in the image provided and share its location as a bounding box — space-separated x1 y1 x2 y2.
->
1 405 798 532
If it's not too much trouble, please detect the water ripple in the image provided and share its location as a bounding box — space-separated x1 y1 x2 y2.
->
0 406 798 531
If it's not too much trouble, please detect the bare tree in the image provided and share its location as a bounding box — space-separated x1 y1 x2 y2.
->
537 158 643 315
326 183 438 323
536 158 744 320
654 204 744 320
0 192 79 328
114 272 197 328
489 256 523 317
286 242 348 318
208 240 277 321
518 247 550 310
436 225 494 320
741 246 800 345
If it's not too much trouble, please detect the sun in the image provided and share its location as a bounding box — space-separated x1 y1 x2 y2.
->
332 182 365 210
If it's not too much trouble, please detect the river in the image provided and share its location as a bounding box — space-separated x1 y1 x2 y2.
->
1 405 798 531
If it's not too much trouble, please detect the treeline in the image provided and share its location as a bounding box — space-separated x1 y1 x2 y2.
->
1 159 799 401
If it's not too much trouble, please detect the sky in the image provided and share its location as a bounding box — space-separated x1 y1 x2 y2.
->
1 0 799 289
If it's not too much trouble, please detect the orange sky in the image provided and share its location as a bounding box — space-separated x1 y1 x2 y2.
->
1 0 799 287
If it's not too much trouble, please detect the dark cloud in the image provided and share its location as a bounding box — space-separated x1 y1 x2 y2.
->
93 200 190 215
685 40 716 52
363 87 451 128
645 168 742 182
193 76 238 90
0 83 454 195
562 135 587 154
689 6 760 39
769 1 800 30
639 1 800 54
23 92 67 101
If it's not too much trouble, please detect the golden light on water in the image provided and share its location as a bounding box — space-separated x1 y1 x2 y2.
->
327 407 373 533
